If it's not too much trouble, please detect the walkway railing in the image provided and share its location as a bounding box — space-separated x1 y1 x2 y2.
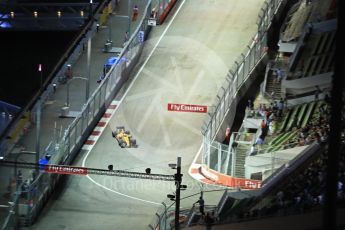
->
0 0 109 158
148 189 227 230
201 0 286 177
202 0 284 143
1 1 154 228
54 1 152 167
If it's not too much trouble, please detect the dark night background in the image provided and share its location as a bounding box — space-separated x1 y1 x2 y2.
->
0 30 79 107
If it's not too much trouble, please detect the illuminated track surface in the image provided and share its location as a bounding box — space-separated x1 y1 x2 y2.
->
30 0 265 229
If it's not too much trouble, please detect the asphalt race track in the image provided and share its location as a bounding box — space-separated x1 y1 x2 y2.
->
30 0 265 229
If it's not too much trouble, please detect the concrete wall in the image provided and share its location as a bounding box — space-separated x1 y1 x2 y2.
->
215 56 268 143
282 72 332 96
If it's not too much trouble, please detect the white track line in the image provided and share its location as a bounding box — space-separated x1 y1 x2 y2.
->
188 144 203 174
86 173 161 205
82 0 186 206
111 0 186 119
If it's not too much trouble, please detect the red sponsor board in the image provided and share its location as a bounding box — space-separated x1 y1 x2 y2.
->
44 165 88 175
167 103 207 113
159 0 177 25
200 166 261 189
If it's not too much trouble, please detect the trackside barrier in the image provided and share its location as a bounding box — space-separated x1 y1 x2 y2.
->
201 0 286 180
151 0 287 228
159 0 178 24
1 0 154 228
148 189 226 230
0 2 99 159
150 0 178 25
199 165 262 189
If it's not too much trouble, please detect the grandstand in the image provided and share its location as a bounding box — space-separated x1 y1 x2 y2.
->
0 0 342 229
184 0 344 229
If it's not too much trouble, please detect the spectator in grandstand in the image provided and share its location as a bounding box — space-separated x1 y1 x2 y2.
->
150 9 156 18
222 127 231 145
254 141 345 219
257 104 266 117
298 131 306 139
250 144 258 156
255 134 265 147
324 93 330 104
319 102 327 114
16 170 23 186
272 101 278 112
276 190 284 207
314 132 321 143
277 98 284 117
261 124 269 138
298 137 306 146
269 120 276 135
262 103 267 111
305 135 313 145
275 68 283 83
320 131 328 143
314 85 321 100
265 110 271 122
306 22 313 35
268 112 276 124
271 91 275 101
195 196 205 216
132 5 139 21
247 99 254 110
204 212 215 230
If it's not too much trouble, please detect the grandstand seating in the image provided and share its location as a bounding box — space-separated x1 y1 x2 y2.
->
285 105 300 131
266 130 298 153
301 101 316 128
299 31 335 78
280 1 312 42
215 140 345 225
220 99 326 177
263 100 322 153
296 103 307 127
193 0 340 228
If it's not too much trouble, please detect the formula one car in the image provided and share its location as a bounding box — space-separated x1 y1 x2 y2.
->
112 126 138 148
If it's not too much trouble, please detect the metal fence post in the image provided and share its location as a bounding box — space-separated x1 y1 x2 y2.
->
162 202 167 230
202 136 206 165
230 134 237 177
224 139 232 174
217 142 222 172
207 139 211 168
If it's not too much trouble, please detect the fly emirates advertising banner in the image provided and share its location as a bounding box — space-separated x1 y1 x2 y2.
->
167 103 208 113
